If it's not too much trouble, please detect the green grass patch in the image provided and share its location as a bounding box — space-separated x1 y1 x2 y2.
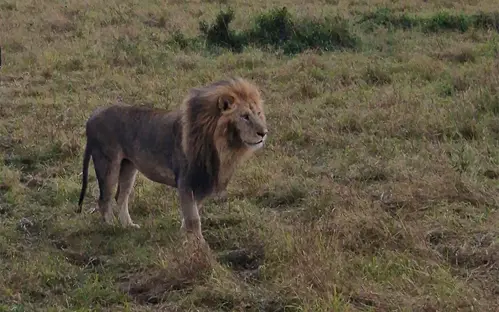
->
167 7 499 55
360 8 499 33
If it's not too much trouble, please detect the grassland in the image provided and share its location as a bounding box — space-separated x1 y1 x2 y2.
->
1 0 499 311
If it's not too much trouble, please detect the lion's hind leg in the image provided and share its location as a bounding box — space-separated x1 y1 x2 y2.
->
92 149 121 225
116 159 140 228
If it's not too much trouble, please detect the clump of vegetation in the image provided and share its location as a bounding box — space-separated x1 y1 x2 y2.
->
474 11 499 30
360 8 499 33
247 7 358 54
425 12 474 32
181 7 498 54
199 8 245 52
247 7 294 46
197 7 359 54
360 8 416 30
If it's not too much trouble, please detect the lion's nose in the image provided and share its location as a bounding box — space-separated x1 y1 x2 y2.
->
257 130 268 138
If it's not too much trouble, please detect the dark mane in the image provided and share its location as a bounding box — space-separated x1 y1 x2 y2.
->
180 77 259 201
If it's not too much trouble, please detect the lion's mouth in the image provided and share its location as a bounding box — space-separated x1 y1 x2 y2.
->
244 140 263 146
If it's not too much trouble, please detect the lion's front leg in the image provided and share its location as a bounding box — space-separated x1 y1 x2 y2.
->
195 190 227 216
177 185 205 244
197 201 204 216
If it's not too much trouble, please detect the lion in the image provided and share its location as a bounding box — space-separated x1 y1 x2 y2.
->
77 77 268 243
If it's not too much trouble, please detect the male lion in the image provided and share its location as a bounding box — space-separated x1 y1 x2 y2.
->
77 77 268 243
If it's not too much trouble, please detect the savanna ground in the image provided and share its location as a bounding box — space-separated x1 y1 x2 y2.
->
1 0 499 311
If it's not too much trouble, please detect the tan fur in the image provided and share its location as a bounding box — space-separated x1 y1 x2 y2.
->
78 77 268 243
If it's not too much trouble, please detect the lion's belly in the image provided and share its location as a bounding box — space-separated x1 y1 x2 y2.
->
133 161 177 188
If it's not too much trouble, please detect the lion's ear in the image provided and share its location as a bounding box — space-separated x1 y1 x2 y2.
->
218 95 235 112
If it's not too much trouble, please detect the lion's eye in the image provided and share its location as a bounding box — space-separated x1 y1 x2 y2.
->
242 114 250 121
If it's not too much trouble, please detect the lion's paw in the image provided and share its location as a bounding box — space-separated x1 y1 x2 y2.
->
103 213 115 225
120 220 141 229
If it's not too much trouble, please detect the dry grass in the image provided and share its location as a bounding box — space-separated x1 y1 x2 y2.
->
2 0 499 311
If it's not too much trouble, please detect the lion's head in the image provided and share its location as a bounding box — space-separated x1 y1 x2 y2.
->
214 78 267 151
181 77 267 201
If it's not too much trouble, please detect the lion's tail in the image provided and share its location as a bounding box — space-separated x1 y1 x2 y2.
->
77 142 91 213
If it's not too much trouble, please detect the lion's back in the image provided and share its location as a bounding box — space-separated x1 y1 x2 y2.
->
85 104 184 163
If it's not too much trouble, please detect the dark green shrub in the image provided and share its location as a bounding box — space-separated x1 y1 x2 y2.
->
248 7 294 46
247 7 358 54
424 12 470 33
199 8 244 52
360 8 416 30
181 7 360 54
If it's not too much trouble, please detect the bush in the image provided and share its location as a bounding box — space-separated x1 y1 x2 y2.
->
197 7 359 54
199 8 244 52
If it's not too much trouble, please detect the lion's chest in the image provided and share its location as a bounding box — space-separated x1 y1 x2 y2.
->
216 150 248 193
